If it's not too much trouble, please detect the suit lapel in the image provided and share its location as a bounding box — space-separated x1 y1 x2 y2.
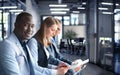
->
25 44 35 64
23 43 35 75
8 33 28 60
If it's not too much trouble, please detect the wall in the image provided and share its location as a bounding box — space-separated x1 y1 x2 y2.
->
26 0 40 34
38 1 57 16
99 14 112 37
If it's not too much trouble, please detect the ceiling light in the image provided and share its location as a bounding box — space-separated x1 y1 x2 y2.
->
82 2 86 5
50 8 69 11
101 2 119 6
102 12 113 15
98 7 108 10
0 6 17 9
51 11 67 14
116 3 119 6
77 7 85 9
72 11 80 13
14 12 21 15
9 9 23 12
49 4 67 7
101 2 113 5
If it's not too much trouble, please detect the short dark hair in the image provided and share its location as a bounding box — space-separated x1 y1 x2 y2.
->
15 12 32 24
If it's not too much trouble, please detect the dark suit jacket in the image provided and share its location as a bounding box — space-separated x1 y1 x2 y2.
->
48 38 72 65
28 38 58 75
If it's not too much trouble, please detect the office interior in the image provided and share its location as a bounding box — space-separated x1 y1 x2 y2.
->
0 0 119 75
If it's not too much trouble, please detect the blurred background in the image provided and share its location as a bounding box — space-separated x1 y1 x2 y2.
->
0 0 120 75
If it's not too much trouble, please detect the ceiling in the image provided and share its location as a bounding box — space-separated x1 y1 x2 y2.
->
35 0 88 15
35 0 120 15
0 0 120 15
0 0 25 8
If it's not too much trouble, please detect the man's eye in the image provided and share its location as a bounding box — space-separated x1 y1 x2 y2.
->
23 24 27 27
24 23 28 26
31 24 34 28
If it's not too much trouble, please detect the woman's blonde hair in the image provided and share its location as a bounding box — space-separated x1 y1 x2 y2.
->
55 18 62 25
35 16 57 47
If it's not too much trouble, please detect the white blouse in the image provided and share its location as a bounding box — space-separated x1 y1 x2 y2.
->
44 46 50 59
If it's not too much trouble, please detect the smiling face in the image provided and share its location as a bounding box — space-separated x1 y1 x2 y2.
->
19 17 34 40
14 12 34 40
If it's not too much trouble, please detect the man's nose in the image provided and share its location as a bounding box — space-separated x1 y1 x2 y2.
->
28 26 33 31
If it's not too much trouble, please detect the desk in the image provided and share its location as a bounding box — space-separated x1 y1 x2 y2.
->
103 53 113 66
73 42 85 55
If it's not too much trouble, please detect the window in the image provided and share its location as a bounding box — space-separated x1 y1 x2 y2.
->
71 13 79 25
0 12 9 41
114 13 120 42
63 16 70 25
71 13 86 25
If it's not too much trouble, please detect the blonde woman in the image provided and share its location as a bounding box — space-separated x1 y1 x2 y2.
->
28 16 69 75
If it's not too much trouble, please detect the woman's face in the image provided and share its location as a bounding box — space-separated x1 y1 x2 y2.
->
46 24 57 38
55 23 62 36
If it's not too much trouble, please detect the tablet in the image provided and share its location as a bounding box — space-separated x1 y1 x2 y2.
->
70 59 89 69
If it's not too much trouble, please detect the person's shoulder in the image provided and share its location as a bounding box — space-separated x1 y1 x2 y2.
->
29 37 37 43
28 37 38 48
0 39 11 45
0 39 16 51
28 38 37 44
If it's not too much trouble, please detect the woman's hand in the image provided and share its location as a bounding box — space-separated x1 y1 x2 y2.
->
56 62 70 75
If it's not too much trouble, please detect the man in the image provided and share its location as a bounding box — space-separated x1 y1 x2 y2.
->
0 12 69 75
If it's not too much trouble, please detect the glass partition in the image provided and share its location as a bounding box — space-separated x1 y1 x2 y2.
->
114 3 120 74
97 0 115 71
0 12 9 41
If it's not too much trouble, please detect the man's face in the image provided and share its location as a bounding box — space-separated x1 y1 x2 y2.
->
16 16 34 40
